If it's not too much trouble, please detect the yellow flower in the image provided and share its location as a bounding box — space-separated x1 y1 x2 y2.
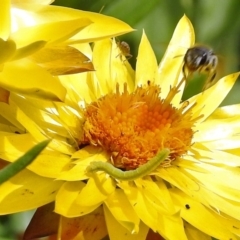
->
0 0 133 101
0 15 240 240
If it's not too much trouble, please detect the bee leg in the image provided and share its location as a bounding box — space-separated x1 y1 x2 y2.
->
202 70 217 91
182 63 188 81
182 63 192 89
210 71 216 82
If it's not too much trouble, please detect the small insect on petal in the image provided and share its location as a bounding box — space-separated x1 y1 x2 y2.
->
182 45 218 90
116 40 132 61
30 46 94 75
185 204 190 210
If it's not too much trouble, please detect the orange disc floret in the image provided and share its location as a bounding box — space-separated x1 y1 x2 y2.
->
83 82 198 170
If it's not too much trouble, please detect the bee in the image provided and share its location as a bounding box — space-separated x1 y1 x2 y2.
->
183 45 218 90
116 41 132 61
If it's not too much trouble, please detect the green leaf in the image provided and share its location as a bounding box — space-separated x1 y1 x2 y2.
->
0 139 50 184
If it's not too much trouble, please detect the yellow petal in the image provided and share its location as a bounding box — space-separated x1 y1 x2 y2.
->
203 136 240 150
134 177 176 215
52 102 83 137
157 15 194 104
55 181 100 218
0 59 66 101
11 40 46 61
9 101 74 155
91 39 112 95
184 222 212 240
203 188 240 222
210 103 240 119
30 45 94 75
57 163 86 182
59 206 107 240
0 0 10 40
160 163 240 222
194 115 240 143
0 39 16 63
0 133 38 160
0 168 63 214
93 39 134 96
156 166 210 207
183 162 240 202
57 158 90 181
119 181 187 240
119 181 159 232
58 147 108 181
76 173 116 207
103 204 148 240
0 132 72 178
111 39 135 90
191 72 240 122
60 72 97 108
0 122 18 133
12 4 134 42
11 18 92 48
0 101 25 131
11 94 82 141
170 189 237 240
28 152 71 178
185 145 240 167
157 213 187 240
216 213 240 236
64 10 134 43
135 31 158 86
104 189 140 233
70 42 93 60
71 145 105 161
157 167 203 201
57 45 93 107
194 109 240 149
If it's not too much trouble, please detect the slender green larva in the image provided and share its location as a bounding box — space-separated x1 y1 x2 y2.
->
86 148 170 181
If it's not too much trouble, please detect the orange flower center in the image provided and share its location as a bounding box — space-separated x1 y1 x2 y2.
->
82 82 199 170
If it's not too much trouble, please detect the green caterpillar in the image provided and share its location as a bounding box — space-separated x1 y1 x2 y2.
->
86 148 169 181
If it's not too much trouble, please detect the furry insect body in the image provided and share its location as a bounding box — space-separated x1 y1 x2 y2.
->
183 45 218 90
116 41 132 61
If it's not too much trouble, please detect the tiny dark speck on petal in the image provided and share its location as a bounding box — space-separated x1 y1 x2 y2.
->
185 204 190 209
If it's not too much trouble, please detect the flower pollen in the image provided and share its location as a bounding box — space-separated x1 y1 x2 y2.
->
83 81 198 170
